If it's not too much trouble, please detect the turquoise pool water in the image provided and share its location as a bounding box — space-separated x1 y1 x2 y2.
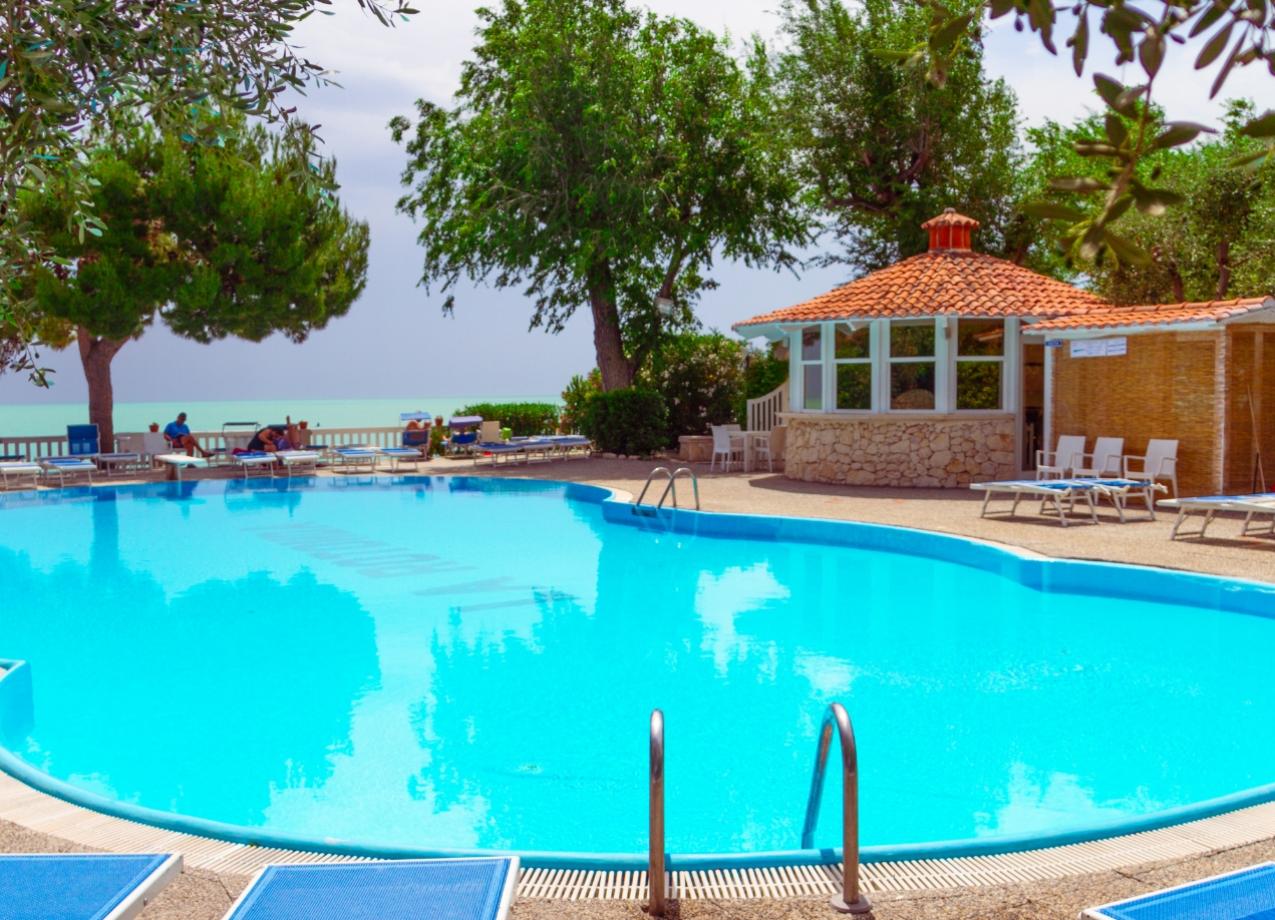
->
0 477 1273 866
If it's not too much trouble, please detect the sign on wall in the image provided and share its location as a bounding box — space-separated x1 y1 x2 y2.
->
1070 336 1128 358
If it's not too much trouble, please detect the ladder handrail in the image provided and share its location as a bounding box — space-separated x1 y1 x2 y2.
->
801 703 871 914
648 708 666 916
636 467 673 507
656 467 700 510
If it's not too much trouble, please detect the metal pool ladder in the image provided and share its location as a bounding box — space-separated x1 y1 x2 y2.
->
646 702 866 916
802 703 871 914
635 466 700 512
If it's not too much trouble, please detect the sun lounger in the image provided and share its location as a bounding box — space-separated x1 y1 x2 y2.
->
222 857 517 920
276 449 322 477
540 435 592 458
40 457 97 486
0 461 42 490
1160 492 1275 540
1083 861 1275 919
95 452 146 477
378 446 425 472
331 446 379 474
473 441 533 466
232 450 276 479
155 453 209 482
971 478 1103 526
0 852 181 920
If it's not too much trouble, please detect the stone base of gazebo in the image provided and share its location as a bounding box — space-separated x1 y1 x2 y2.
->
783 413 1016 488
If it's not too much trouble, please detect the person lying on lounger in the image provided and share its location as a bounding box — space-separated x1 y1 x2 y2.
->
163 413 211 457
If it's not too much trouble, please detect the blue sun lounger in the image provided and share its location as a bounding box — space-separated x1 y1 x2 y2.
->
378 446 425 471
1161 492 1275 540
40 457 98 486
1083 862 1275 919
0 852 181 920
222 857 518 920
331 446 379 474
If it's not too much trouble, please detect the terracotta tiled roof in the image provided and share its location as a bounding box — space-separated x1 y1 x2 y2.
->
1028 296 1275 331
921 208 980 229
733 250 1112 330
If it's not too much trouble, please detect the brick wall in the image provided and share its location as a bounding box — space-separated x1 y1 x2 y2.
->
1224 327 1275 493
1051 331 1221 496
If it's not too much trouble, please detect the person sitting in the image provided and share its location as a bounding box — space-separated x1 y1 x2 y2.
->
246 425 283 453
163 413 210 457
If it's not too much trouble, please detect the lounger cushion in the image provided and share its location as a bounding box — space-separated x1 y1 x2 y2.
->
225 858 513 920
0 853 172 920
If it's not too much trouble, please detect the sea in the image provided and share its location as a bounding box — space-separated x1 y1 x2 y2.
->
0 396 560 437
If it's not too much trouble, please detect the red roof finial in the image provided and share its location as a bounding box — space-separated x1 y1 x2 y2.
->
922 208 979 252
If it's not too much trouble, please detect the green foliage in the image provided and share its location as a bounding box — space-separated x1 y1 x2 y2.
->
637 332 746 443
391 0 811 391
560 370 603 434
737 348 789 425
768 0 1027 272
581 387 669 456
1024 100 1275 302
918 0 1275 263
455 402 560 436
21 115 369 442
1 0 413 383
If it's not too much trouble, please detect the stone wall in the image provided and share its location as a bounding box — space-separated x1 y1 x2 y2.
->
784 414 1016 488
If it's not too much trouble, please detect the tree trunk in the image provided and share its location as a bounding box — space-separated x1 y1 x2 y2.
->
1216 239 1232 300
76 327 126 450
588 266 634 391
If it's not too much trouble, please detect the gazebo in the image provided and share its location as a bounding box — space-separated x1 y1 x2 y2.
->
734 209 1275 494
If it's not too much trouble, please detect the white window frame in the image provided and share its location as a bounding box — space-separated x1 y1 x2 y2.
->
885 318 943 412
830 321 873 412
951 317 1007 412
796 324 824 412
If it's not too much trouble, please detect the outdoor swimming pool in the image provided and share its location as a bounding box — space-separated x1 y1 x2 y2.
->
0 476 1273 868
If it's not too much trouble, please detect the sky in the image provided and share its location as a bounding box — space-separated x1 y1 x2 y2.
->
2 1 1267 406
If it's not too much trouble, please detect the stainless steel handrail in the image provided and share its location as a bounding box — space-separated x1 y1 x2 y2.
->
636 467 673 508
801 703 871 914
648 708 666 916
657 467 700 510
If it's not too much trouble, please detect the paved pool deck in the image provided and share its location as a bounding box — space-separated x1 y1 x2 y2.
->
1 455 1273 917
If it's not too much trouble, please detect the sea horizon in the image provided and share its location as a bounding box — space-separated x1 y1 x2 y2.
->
0 395 561 437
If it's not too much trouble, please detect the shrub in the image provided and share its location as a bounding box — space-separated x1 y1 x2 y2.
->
735 347 789 425
638 332 746 443
559 369 602 433
455 401 559 436
582 387 668 456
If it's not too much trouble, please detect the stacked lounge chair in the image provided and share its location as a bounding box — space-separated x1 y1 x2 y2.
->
0 460 42 490
970 478 1164 526
40 456 97 486
232 450 277 479
331 446 379 474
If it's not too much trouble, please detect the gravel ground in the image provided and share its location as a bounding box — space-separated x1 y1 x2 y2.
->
4 456 1272 917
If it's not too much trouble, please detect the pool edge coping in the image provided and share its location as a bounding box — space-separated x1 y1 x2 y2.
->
2 474 1275 875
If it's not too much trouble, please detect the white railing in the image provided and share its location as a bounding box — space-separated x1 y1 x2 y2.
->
746 380 788 432
0 426 407 460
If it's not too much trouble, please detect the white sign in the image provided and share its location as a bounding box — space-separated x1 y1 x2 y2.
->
1070 336 1128 358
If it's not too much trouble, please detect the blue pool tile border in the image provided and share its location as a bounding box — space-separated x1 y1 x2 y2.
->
1 475 1274 870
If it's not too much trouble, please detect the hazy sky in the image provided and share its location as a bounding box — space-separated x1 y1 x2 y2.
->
2 1 1265 406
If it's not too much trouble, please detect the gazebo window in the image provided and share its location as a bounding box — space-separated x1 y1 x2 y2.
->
889 320 936 410
800 325 823 410
955 319 1004 410
834 323 871 410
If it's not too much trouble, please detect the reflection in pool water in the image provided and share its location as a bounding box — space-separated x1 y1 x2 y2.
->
0 477 1273 861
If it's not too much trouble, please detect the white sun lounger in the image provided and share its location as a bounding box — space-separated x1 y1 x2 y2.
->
971 478 1100 526
1160 492 1275 540
232 450 276 479
155 453 209 482
0 461 42 490
0 852 181 919
222 857 518 920
276 449 322 477
1083 861 1275 919
40 456 97 486
331 446 379 474
377 446 425 472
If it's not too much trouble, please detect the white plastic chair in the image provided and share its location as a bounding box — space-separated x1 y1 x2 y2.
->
750 431 774 473
1037 434 1086 480
1124 438 1179 497
1074 437 1124 478
710 425 744 472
